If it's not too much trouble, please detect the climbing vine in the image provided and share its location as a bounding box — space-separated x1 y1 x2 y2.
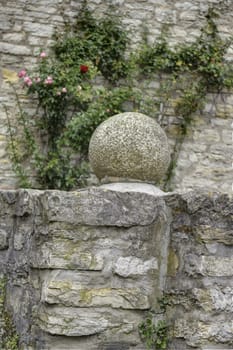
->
6 2 233 190
136 7 233 189
9 2 136 190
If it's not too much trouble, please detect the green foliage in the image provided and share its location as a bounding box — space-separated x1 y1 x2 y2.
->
157 295 171 314
0 277 19 350
138 8 233 86
53 3 130 83
139 295 170 349
13 2 135 190
64 87 134 153
4 103 31 188
137 39 176 75
135 7 233 190
174 83 206 126
137 7 233 106
9 3 233 190
139 314 168 350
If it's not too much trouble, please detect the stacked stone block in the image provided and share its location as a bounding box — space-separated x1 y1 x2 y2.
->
0 187 232 349
1 0 233 192
165 190 233 349
0 188 171 349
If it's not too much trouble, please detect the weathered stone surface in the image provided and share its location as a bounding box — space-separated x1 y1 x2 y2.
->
43 279 150 309
174 320 233 347
46 336 136 350
37 306 109 336
37 306 142 337
0 229 8 250
193 225 233 245
0 1 233 193
30 220 163 272
192 287 233 312
185 255 233 277
30 237 104 270
100 182 165 196
41 271 151 311
89 112 170 183
0 186 233 349
45 188 163 227
165 189 233 349
167 248 179 277
0 42 31 55
114 256 158 277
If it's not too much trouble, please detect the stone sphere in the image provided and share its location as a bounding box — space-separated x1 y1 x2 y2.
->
88 112 170 183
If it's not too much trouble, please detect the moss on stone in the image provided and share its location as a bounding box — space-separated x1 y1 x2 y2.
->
167 248 179 277
0 277 19 350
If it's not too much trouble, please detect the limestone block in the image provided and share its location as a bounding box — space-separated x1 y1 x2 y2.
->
88 112 170 183
185 255 233 277
45 188 162 227
192 287 233 313
114 256 158 277
193 225 233 245
221 130 233 145
2 33 25 42
13 223 33 251
30 238 104 270
174 319 233 347
193 129 221 143
0 14 11 30
0 229 8 250
0 42 31 56
43 278 150 309
37 306 142 337
23 22 54 37
37 306 109 336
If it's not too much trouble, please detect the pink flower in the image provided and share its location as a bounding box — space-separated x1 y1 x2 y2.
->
18 69 27 78
40 52 47 58
34 77 41 83
61 87 67 93
44 76 53 84
24 76 30 83
23 76 32 86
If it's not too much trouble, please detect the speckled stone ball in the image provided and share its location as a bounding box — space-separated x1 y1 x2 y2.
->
88 112 170 183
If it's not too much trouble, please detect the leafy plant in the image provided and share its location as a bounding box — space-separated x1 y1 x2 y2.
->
135 7 233 190
13 2 135 190
0 277 19 350
139 295 170 350
53 3 130 83
8 3 233 190
139 314 168 350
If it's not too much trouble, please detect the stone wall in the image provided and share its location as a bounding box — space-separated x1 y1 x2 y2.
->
0 187 232 349
165 190 233 350
1 0 233 192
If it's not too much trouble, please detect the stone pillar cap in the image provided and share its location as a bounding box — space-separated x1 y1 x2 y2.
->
88 112 170 184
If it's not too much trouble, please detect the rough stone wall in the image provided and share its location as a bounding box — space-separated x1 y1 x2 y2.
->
0 187 171 349
165 190 233 350
0 187 232 349
1 0 233 192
